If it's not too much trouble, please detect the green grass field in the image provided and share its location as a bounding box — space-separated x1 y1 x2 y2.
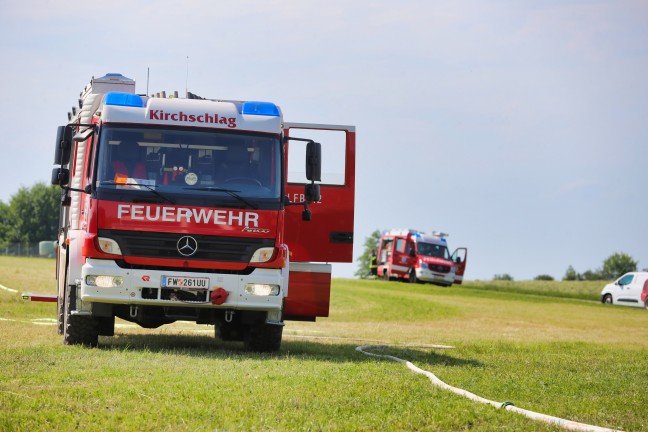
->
1 256 647 431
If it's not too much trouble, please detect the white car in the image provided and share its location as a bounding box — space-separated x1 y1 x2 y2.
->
601 272 648 309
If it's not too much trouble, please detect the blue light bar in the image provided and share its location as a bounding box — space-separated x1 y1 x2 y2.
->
105 92 144 108
241 101 280 117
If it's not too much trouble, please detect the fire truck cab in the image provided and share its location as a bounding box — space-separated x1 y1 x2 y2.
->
48 73 355 352
376 229 467 286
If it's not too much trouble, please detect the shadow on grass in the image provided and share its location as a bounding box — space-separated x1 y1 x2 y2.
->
97 332 481 368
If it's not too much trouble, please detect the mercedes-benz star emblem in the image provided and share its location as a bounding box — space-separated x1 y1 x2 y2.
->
177 236 198 257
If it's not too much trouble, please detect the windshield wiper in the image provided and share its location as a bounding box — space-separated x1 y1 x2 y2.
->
100 181 176 205
186 187 258 209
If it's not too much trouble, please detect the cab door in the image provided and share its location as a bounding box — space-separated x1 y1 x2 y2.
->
283 123 356 263
283 123 355 320
616 273 639 305
390 237 413 279
451 247 468 284
626 275 643 306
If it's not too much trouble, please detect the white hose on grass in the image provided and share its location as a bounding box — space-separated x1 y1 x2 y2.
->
0 283 18 293
356 345 622 432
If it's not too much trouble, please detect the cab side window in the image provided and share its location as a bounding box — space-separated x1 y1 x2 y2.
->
618 274 634 285
395 239 405 253
406 241 415 256
379 239 393 264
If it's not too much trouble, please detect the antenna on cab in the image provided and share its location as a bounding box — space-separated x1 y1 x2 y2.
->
185 56 189 98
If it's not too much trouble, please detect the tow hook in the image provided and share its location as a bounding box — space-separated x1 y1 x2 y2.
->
224 310 234 323
210 288 228 305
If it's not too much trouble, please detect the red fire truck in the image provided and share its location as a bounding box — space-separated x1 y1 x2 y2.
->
44 73 355 351
376 229 467 286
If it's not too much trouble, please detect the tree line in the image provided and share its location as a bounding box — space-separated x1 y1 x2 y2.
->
0 182 60 249
2 190 643 282
356 229 642 281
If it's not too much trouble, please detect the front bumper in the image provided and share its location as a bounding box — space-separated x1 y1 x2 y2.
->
415 267 454 285
80 259 285 312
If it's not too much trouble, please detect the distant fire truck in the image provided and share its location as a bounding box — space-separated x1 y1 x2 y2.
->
38 73 356 351
376 229 467 286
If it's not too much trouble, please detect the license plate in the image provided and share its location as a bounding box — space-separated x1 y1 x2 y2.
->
161 276 210 290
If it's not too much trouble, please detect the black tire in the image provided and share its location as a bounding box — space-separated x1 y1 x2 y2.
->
244 322 283 353
63 285 99 347
383 269 390 281
644 300 648 311
602 294 613 305
57 295 64 335
97 316 115 337
409 269 419 284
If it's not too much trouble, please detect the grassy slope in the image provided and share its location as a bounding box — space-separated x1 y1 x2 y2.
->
1 257 647 431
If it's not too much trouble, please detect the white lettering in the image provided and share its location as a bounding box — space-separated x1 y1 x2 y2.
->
245 212 259 227
117 204 130 219
162 207 175 222
176 208 191 223
214 210 227 225
192 208 214 223
146 206 160 221
228 211 243 226
114 204 261 228
131 205 144 220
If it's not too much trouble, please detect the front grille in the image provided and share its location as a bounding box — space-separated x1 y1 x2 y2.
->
428 264 451 273
100 229 274 262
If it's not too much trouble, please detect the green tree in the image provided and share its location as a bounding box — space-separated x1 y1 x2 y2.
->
493 273 514 281
355 229 382 279
0 201 14 246
601 252 638 280
562 265 580 281
5 183 60 245
581 269 604 281
534 274 554 281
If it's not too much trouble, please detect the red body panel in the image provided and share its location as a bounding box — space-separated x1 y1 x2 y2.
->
98 201 279 238
283 124 356 263
452 247 468 284
284 265 331 318
22 294 58 303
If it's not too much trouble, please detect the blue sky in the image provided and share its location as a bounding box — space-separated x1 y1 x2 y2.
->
0 0 646 280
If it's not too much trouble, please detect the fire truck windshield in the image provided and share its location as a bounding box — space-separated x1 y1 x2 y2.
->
96 126 281 207
417 242 450 260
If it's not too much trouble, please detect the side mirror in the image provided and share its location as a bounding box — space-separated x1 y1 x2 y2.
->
305 141 321 182
304 183 320 203
54 126 73 165
51 167 70 186
409 249 416 257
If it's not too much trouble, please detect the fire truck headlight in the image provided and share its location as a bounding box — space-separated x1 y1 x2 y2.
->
97 237 122 255
250 247 274 263
245 284 280 296
419 260 428 269
86 275 124 288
